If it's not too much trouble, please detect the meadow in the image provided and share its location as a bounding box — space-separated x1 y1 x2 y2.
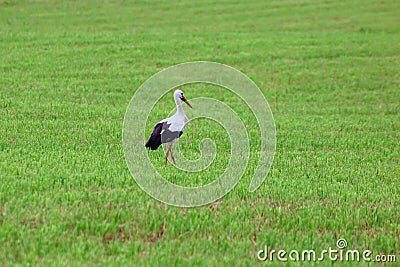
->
1 0 399 266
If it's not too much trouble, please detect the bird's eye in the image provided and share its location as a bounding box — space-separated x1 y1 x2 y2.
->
181 93 183 96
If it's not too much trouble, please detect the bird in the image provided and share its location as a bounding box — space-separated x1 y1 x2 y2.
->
145 89 192 166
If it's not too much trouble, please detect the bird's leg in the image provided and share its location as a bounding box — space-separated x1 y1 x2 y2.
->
167 143 176 166
170 149 176 166
165 145 171 166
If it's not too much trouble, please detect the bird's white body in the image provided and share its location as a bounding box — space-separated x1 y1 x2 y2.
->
160 110 189 134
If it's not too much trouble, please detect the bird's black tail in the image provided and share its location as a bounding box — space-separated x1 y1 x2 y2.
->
145 122 163 150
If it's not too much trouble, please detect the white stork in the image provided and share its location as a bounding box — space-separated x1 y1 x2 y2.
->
145 89 192 166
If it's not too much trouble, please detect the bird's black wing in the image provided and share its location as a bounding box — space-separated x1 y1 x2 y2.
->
145 122 164 150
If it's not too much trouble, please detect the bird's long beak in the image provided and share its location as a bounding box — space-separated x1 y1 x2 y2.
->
181 96 192 108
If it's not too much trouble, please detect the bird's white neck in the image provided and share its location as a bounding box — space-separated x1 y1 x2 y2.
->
175 96 185 114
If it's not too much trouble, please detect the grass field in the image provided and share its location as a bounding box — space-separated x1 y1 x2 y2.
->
1 0 399 266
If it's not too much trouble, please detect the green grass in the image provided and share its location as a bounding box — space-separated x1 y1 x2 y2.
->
1 0 399 266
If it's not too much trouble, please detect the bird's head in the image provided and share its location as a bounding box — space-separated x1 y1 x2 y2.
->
174 89 192 108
